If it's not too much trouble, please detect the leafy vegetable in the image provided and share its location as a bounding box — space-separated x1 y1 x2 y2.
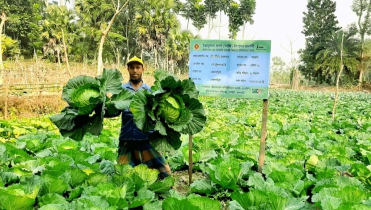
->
49 69 133 141
130 70 206 150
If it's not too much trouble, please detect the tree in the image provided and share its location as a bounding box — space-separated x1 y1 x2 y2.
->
75 0 129 75
96 0 129 75
179 0 206 32
204 0 219 38
239 0 256 39
226 0 255 40
0 0 46 57
165 29 198 74
299 0 341 84
227 1 242 39
43 5 75 76
135 0 179 69
315 27 359 85
0 12 8 77
352 0 371 89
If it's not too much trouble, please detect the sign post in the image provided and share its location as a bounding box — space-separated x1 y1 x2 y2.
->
188 40 271 182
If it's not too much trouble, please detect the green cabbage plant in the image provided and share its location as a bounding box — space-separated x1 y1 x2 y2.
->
130 70 207 150
49 69 133 141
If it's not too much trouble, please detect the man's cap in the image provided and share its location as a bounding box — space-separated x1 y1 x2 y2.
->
127 56 143 66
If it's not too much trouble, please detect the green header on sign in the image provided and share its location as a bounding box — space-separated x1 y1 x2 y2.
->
190 40 271 53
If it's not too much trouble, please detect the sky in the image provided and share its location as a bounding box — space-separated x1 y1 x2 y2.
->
179 0 359 64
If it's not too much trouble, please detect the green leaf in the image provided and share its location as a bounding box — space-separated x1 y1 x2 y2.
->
188 197 220 210
162 197 200 210
40 175 69 196
87 173 108 186
129 187 155 208
150 176 175 193
130 89 156 132
49 107 79 131
180 96 206 135
0 185 38 210
96 68 124 95
38 193 68 207
66 186 83 202
0 190 36 210
208 157 242 190
180 78 199 99
143 201 163 210
68 168 88 188
38 204 69 210
150 136 176 154
133 164 159 186
190 180 218 194
109 88 134 110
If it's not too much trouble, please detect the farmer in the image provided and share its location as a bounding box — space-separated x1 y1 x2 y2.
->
107 56 171 178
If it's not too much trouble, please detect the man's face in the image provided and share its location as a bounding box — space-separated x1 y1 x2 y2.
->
128 62 144 83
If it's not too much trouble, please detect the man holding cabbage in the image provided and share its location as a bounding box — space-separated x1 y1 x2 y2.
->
107 56 171 179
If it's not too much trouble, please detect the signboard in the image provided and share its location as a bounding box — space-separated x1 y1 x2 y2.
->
189 40 271 99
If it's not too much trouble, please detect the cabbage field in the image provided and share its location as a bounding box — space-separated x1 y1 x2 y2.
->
1 90 371 210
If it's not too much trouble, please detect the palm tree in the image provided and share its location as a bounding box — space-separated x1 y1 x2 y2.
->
315 27 360 119
315 27 360 85
43 5 75 77
135 0 179 69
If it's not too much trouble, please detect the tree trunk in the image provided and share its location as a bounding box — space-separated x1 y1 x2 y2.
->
242 23 246 39
332 31 344 120
97 0 130 75
62 28 72 78
0 12 7 82
166 48 168 72
359 41 364 90
57 48 61 68
154 48 157 70
116 48 120 68
219 11 222 39
291 69 300 90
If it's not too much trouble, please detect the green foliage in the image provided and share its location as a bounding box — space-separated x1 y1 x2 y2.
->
0 0 46 57
0 35 20 58
130 70 206 150
49 69 133 141
315 27 360 84
1 90 371 209
227 0 256 39
300 0 341 84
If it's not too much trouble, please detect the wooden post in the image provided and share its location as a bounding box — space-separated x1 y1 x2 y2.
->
189 134 193 185
258 99 269 173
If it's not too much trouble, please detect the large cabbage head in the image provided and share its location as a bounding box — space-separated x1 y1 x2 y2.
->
160 94 182 123
70 85 101 107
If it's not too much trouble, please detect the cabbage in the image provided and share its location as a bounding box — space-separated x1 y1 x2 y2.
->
130 70 207 150
71 87 101 107
160 95 181 123
306 155 319 172
49 69 133 141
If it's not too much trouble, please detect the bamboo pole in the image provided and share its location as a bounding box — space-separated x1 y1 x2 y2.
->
258 99 269 173
189 134 193 185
